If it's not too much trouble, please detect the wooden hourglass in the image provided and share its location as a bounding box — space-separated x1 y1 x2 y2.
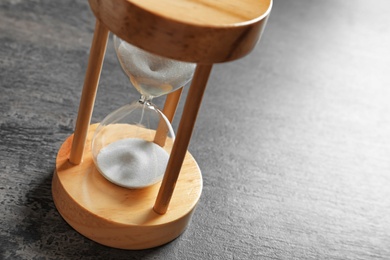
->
52 0 272 250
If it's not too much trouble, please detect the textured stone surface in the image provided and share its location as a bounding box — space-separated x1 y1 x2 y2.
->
1 0 390 259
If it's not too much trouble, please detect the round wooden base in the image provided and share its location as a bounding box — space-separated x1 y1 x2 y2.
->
52 124 202 249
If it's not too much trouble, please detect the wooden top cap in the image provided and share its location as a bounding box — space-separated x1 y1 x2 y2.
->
89 0 272 63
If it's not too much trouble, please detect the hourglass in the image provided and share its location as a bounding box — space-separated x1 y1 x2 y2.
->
92 36 195 189
52 0 272 250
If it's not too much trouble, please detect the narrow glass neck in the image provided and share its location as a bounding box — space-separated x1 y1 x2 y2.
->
138 94 153 105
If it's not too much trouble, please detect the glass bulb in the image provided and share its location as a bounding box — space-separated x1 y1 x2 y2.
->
114 35 195 98
92 101 175 189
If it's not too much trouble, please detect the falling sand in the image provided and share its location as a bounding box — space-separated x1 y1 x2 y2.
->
96 138 169 188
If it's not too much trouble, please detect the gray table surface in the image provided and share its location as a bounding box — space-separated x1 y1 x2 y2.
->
1 0 390 259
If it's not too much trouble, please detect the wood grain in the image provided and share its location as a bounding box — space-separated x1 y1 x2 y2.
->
53 124 202 249
88 0 272 63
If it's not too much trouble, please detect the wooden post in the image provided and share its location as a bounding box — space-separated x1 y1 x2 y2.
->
69 20 109 164
154 87 183 147
154 64 213 214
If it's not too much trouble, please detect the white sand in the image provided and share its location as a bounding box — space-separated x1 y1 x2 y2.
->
116 40 195 97
96 138 169 188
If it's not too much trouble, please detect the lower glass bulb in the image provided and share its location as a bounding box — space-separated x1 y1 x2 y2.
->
92 100 175 189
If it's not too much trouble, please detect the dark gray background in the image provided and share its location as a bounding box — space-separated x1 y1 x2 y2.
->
1 0 390 259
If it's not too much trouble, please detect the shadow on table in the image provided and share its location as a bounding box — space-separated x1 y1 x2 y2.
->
1 171 176 260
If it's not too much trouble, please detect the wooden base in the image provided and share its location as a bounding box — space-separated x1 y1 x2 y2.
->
52 124 202 249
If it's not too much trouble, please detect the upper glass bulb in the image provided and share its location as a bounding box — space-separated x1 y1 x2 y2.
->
114 35 196 99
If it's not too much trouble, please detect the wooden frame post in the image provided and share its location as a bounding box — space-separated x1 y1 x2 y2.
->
69 20 109 164
154 87 183 147
154 64 213 214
